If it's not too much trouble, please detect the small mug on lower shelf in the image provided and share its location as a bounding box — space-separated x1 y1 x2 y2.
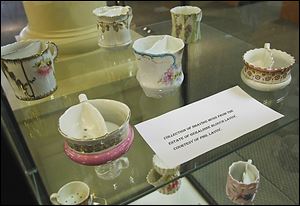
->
50 181 107 205
226 160 260 205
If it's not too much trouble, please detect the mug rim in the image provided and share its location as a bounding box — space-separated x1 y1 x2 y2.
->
133 35 184 56
1 40 56 62
92 5 132 18
57 181 90 204
228 161 260 185
170 5 202 15
242 48 295 72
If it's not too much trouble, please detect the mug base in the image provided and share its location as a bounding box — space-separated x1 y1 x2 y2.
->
241 71 291 92
98 40 132 49
15 85 58 101
141 85 181 98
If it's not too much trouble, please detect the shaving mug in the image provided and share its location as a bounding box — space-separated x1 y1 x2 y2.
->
50 181 92 205
241 43 295 92
1 40 58 100
133 35 185 98
170 6 202 43
59 94 132 153
226 160 260 205
93 6 132 48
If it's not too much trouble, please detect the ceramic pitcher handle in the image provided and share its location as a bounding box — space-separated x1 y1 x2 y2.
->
48 41 58 61
50 193 60 205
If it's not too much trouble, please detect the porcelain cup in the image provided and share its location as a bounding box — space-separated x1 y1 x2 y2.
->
133 35 185 98
59 94 131 153
1 40 58 101
241 43 295 92
170 6 202 43
226 160 260 205
93 6 132 48
50 181 92 205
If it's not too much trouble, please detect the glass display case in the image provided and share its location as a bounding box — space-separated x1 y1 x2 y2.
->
1 1 299 205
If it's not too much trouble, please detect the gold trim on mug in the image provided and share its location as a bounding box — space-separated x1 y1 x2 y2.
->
15 85 58 101
1 41 58 62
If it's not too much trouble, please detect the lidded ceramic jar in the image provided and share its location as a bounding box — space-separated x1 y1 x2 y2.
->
59 94 131 154
241 43 295 92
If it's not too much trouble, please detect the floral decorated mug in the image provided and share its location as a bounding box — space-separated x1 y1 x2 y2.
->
226 160 260 205
241 43 295 92
133 35 185 98
93 6 132 48
170 6 202 43
1 40 58 101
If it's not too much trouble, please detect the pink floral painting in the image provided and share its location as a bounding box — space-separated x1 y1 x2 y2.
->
34 58 53 77
158 65 182 85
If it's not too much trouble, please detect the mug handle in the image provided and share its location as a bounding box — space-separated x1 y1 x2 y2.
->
117 157 129 170
50 193 60 205
88 194 107 205
48 41 58 61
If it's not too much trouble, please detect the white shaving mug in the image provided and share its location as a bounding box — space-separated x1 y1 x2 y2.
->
133 35 185 98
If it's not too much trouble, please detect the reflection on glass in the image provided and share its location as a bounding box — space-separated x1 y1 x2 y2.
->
94 157 129 180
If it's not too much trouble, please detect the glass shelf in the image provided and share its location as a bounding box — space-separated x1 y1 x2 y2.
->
2 4 298 205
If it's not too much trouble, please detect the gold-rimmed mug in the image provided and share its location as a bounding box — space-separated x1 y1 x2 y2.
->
1 40 58 101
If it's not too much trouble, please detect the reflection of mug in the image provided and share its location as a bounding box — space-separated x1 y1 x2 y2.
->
170 6 202 43
1 40 58 101
146 169 181 195
50 181 91 205
133 35 184 98
226 160 260 205
95 157 129 180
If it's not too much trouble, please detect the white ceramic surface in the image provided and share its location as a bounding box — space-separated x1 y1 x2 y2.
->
93 6 132 48
1 40 58 101
133 35 184 98
170 6 202 43
59 94 129 140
